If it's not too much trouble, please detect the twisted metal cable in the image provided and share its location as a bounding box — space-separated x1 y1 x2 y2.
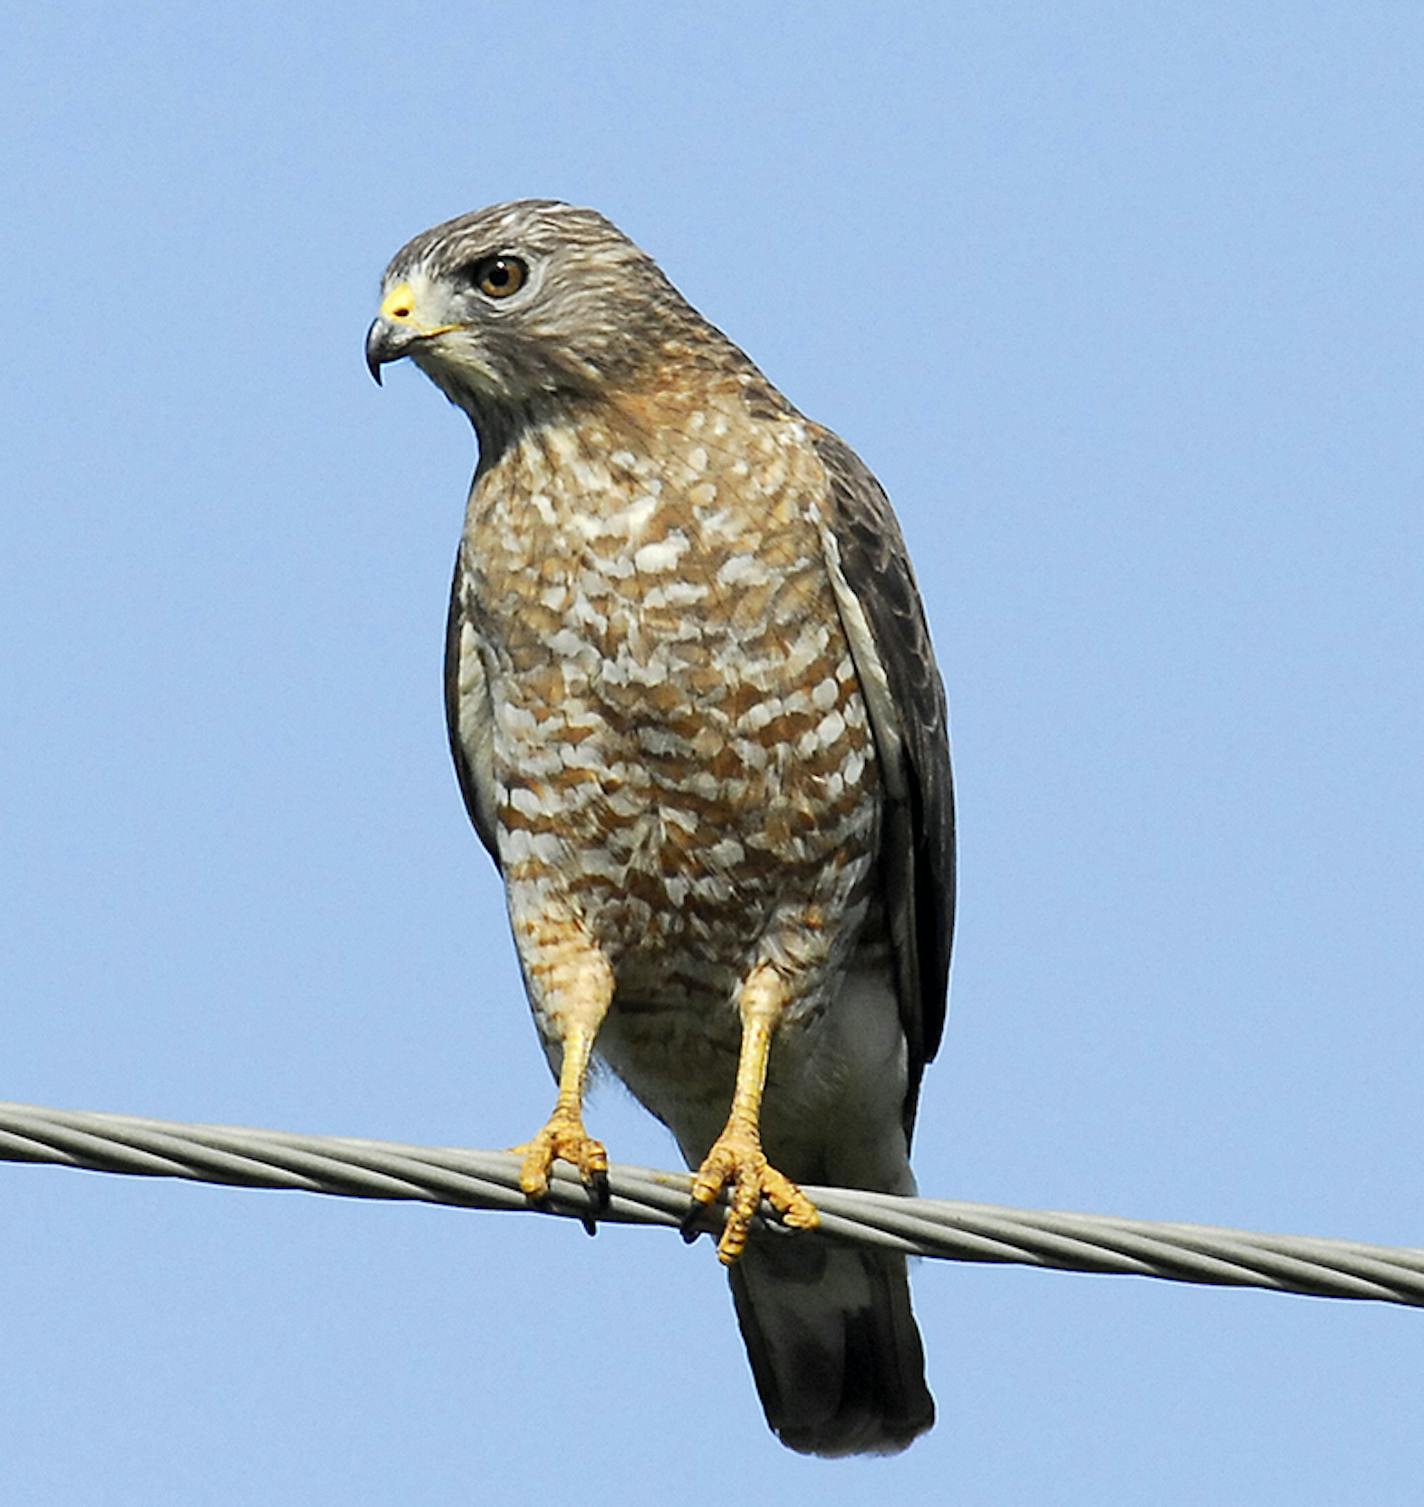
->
2 1099 1421 1308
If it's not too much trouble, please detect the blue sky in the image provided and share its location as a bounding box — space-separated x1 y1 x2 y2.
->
2 5 1421 1502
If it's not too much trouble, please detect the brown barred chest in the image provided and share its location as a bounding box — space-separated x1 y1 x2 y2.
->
458 404 881 992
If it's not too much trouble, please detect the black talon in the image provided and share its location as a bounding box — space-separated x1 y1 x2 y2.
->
574 1167 608 1235
680 1204 706 1244
589 1168 611 1213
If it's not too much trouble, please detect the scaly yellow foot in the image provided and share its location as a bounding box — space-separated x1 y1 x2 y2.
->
688 1127 819 1265
514 1105 609 1209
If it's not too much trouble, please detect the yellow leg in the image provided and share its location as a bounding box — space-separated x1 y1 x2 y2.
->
687 964 820 1264
511 923 614 1215
516 1019 609 1202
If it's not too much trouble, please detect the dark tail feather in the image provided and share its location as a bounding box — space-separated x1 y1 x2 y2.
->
728 1236 934 1456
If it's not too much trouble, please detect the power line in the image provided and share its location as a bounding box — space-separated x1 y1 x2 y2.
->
2 1099 1420 1307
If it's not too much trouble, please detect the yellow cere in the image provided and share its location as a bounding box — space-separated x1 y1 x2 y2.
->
380 283 417 321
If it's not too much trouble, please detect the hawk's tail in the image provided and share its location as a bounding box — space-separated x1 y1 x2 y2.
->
728 1236 934 1456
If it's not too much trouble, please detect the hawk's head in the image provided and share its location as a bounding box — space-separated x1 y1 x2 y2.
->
366 200 696 421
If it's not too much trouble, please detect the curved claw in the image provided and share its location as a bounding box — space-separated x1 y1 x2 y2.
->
513 1109 609 1209
579 1167 611 1236
589 1166 611 1212
679 1202 710 1244
688 1131 819 1265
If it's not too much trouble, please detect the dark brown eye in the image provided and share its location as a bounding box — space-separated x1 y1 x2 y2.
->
469 255 528 299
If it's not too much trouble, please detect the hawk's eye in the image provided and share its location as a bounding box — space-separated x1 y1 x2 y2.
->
468 255 528 299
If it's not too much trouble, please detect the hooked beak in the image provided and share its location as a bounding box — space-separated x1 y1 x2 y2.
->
365 317 410 385
365 280 461 385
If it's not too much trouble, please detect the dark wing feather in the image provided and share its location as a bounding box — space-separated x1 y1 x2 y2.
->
444 547 500 866
810 428 955 1129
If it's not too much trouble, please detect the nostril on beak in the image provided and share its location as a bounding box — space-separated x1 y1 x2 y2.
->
390 304 411 319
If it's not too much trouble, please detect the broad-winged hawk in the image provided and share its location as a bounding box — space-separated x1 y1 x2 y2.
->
366 201 954 1456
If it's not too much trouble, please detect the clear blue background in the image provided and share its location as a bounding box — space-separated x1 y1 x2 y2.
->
2 5 1420 1502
